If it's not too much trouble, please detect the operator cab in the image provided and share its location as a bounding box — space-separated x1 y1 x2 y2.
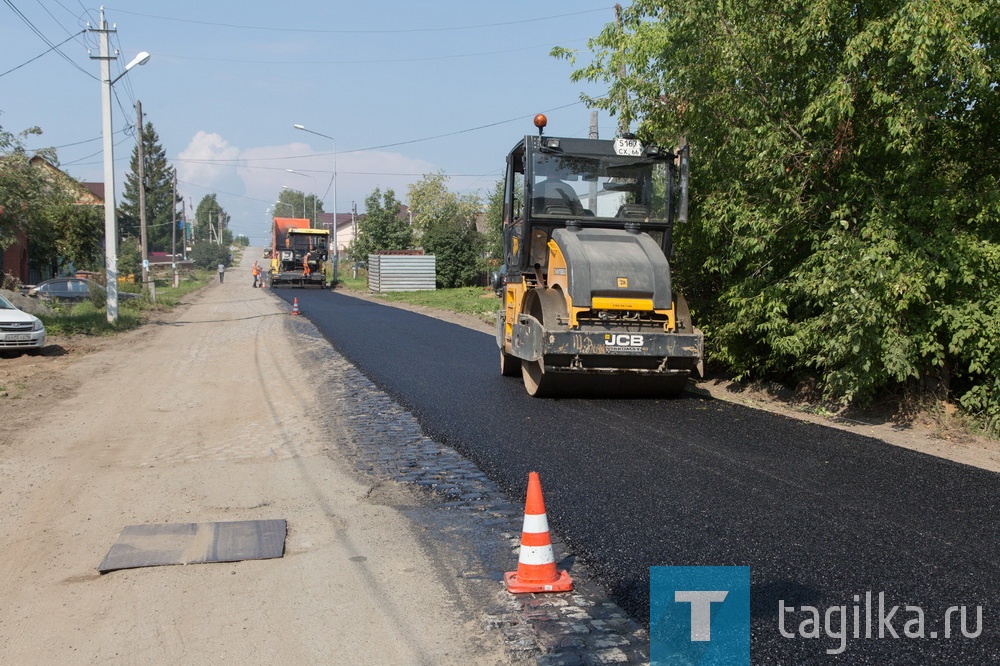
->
502 114 689 282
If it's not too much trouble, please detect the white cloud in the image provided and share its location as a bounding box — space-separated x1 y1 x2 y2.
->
176 131 242 188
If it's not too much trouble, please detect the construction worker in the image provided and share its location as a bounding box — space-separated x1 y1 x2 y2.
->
302 250 312 278
251 260 260 288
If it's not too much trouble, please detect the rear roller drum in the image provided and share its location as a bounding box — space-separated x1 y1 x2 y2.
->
522 358 571 398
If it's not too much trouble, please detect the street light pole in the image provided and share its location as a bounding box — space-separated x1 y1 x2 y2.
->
90 9 149 323
293 124 338 283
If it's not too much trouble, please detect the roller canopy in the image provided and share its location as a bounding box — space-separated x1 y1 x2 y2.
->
551 227 672 309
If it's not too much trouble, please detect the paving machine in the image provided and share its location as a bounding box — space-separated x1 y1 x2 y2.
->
496 114 703 397
268 217 330 288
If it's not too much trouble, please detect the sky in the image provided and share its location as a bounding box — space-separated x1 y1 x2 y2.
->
1 1 619 246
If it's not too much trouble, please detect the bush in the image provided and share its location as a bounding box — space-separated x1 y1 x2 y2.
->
189 242 231 270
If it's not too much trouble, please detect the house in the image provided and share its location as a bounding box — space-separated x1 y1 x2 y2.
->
316 211 360 255
0 157 104 284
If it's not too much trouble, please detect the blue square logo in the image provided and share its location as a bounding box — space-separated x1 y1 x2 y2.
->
650 566 750 665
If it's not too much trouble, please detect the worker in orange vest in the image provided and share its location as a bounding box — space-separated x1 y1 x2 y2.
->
302 251 312 278
251 260 261 288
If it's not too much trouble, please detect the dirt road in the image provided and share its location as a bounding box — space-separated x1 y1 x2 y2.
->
0 258 505 665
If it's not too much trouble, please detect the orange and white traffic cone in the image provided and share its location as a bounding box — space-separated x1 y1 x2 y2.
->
290 297 301 315
504 471 573 594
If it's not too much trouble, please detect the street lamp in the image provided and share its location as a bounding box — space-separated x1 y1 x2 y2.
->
286 169 317 228
92 9 149 323
293 124 338 282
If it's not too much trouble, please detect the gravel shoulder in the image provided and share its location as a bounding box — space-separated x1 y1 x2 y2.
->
0 262 506 665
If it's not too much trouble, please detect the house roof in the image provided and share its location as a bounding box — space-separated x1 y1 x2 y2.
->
28 156 103 205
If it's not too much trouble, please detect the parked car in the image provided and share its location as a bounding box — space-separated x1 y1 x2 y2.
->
0 293 46 353
26 278 141 304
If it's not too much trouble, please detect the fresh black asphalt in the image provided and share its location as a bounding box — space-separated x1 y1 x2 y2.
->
280 288 998 663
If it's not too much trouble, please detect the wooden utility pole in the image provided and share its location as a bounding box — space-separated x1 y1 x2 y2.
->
137 100 149 293
171 170 178 289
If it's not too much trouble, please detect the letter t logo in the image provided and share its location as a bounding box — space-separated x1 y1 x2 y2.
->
675 590 729 641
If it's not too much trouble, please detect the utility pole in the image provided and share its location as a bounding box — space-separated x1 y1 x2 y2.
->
171 170 178 289
588 111 599 211
91 10 119 323
615 3 630 136
137 100 149 294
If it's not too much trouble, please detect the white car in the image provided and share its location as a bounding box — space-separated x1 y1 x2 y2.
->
0 293 46 353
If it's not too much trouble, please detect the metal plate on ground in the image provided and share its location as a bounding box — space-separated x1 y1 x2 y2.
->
98 519 286 573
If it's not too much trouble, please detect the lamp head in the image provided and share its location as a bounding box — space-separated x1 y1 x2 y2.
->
125 51 151 71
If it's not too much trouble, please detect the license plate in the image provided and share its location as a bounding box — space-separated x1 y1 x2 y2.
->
5 334 30 341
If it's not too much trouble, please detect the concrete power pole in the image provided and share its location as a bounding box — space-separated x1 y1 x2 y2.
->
91 11 120 323
137 100 149 294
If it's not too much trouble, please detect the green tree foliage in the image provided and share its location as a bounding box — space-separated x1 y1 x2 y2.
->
348 188 413 261
421 220 484 289
563 1 1000 418
119 120 180 252
189 241 230 270
407 173 484 287
32 202 104 273
0 123 50 251
483 177 505 261
274 188 323 227
194 194 229 244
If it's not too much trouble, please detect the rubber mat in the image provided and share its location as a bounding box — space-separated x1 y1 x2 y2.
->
98 519 286 573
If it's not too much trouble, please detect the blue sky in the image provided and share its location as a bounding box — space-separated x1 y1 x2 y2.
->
1 1 618 245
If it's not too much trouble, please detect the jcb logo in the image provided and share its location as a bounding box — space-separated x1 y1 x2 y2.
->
605 334 643 347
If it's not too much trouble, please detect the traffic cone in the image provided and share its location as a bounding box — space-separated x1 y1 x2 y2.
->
504 471 573 594
290 297 301 315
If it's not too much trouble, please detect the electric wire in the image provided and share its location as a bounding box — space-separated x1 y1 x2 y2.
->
0 29 84 78
103 6 609 34
2 0 96 80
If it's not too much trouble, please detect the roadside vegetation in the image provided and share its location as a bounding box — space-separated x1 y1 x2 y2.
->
37 269 212 336
551 1 998 436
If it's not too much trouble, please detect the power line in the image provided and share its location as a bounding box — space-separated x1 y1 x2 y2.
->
170 99 593 168
104 6 609 34
0 29 84 78
2 0 96 80
155 37 588 67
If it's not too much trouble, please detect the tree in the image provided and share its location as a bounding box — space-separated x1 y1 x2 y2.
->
421 219 484 288
194 194 228 244
348 188 412 261
119 120 179 252
274 188 323 227
482 177 504 260
561 1 1000 418
407 173 484 287
35 202 104 273
189 240 230 270
0 123 50 252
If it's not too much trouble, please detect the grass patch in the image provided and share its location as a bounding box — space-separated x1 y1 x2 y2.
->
40 300 143 336
377 286 500 319
338 269 499 319
39 270 212 336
